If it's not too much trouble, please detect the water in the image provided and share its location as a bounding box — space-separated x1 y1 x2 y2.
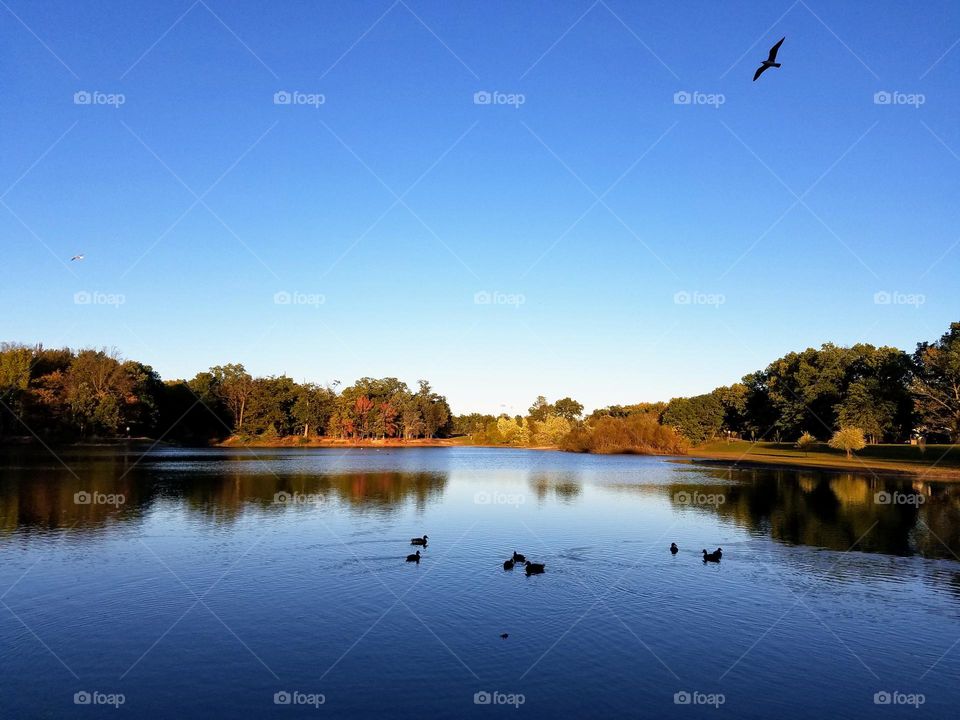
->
1 446 958 718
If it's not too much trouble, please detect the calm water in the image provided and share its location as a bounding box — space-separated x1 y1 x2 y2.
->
1 446 959 718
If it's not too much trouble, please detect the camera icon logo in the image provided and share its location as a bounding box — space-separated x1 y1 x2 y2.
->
873 290 891 305
874 491 891 505
873 91 892 105
474 691 492 705
473 91 492 105
273 291 292 305
474 290 491 305
673 91 692 105
74 491 92 505
874 691 892 704
274 690 292 705
273 91 292 105
673 290 691 305
74 291 92 305
74 91 92 105
74 691 92 705
273 491 291 504
673 491 691 505
674 691 692 704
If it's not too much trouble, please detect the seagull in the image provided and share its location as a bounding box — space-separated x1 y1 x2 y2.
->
753 37 785 81
70 254 85 262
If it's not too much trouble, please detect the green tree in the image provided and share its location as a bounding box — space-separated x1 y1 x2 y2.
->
912 322 960 441
553 397 584 422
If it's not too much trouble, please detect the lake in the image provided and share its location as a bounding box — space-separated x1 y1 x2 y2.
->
1 446 958 718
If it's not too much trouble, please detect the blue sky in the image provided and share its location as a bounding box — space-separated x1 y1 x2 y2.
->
1 0 958 414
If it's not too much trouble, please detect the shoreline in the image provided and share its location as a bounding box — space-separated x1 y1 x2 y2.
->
686 449 960 481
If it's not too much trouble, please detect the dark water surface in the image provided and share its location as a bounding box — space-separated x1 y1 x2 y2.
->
1 446 959 718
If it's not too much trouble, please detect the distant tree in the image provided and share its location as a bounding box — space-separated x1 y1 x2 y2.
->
828 427 866 459
527 395 554 423
836 380 895 444
912 322 960 441
662 394 724 445
211 364 254 431
553 397 584 422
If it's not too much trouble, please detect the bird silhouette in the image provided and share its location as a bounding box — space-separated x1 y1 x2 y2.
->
753 37 784 81
70 254 85 262
406 550 421 563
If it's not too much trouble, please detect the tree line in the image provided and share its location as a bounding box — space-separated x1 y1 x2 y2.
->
598 321 960 446
0 347 451 444
2 320 958 450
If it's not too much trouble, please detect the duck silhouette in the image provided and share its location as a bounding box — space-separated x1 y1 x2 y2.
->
753 37 785 81
512 551 526 563
670 542 679 555
702 548 722 563
410 535 428 546
406 550 421 563
524 561 545 575
503 559 515 570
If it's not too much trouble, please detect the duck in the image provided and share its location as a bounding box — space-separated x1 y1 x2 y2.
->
503 559 515 570
406 550 421 563
702 548 722 563
410 535 428 546
670 543 679 555
524 561 545 575
512 551 526 563
500 633 509 639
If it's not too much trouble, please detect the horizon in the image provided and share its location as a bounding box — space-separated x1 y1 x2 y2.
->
3 0 959 415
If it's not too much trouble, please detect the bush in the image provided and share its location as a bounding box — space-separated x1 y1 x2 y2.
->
828 427 866 459
796 431 816 455
560 415 688 455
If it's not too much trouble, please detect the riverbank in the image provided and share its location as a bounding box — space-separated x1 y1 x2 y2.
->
689 440 960 479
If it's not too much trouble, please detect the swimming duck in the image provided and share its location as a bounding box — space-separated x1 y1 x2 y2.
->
702 548 722 563
670 543 679 555
503 559 515 570
512 551 526 563
406 550 421 563
524 561 545 575
410 535 428 546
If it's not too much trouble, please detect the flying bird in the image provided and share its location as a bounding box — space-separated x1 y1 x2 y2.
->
70 254 85 262
753 37 785 81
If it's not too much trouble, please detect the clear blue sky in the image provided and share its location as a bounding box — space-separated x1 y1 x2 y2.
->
2 0 958 414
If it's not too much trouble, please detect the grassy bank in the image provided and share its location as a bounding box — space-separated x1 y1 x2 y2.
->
218 436 469 448
691 440 960 478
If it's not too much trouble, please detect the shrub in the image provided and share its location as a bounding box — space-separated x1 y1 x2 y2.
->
827 427 866 459
560 415 688 455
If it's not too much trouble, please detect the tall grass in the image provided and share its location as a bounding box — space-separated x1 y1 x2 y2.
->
560 415 689 455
